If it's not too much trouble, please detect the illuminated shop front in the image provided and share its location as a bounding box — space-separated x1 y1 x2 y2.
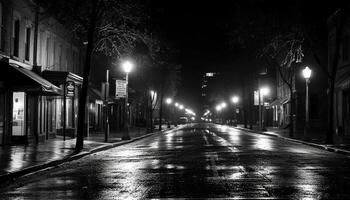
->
0 58 61 145
43 71 83 139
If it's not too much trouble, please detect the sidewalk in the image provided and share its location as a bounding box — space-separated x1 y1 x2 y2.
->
0 125 174 183
235 124 350 155
87 127 148 143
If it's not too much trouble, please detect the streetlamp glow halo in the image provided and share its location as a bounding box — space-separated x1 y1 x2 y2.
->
122 60 133 73
221 102 227 108
260 87 270 96
231 96 239 104
302 66 312 79
165 98 173 104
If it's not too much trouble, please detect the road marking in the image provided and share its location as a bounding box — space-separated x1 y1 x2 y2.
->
203 130 219 177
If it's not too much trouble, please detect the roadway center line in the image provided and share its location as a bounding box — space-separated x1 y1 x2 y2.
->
203 129 219 177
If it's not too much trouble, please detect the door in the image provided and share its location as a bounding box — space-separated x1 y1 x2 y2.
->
12 92 25 137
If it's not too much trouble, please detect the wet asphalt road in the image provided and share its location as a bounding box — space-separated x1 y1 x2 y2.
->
1 123 350 199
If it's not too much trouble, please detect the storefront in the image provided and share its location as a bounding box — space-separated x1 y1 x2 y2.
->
0 58 61 145
43 71 83 139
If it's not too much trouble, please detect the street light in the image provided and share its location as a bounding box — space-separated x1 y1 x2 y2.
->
121 60 134 140
166 98 173 104
216 104 222 112
179 105 184 110
220 102 227 108
231 96 239 104
259 87 270 131
165 98 173 128
260 87 270 96
302 66 312 138
231 96 239 126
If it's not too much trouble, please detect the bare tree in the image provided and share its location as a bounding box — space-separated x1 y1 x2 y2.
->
260 30 304 137
37 0 153 151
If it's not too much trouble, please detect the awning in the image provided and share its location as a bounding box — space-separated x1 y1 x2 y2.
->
0 61 61 95
269 96 290 106
42 70 83 86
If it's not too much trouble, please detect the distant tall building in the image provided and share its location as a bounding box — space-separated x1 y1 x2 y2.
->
201 72 218 111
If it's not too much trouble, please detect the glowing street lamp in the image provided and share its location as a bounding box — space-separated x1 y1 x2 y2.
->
220 102 227 108
231 96 239 126
179 105 184 110
122 60 133 73
302 66 312 137
121 60 134 140
216 105 222 112
260 87 270 96
231 96 239 104
259 86 270 131
165 98 173 104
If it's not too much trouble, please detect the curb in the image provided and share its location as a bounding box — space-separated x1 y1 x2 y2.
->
234 127 350 156
0 127 176 184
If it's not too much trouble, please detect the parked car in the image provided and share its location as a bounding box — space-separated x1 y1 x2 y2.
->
178 117 188 124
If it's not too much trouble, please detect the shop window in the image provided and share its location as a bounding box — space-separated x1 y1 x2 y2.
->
13 19 20 57
47 99 56 133
25 27 31 61
12 92 25 136
66 98 73 128
56 97 74 129
56 98 62 129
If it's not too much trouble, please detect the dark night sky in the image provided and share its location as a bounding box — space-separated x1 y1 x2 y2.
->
151 0 344 114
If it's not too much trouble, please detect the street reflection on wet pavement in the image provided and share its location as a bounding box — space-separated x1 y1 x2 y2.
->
1 123 350 199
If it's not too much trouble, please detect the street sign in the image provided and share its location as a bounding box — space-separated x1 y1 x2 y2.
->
66 81 75 97
115 79 126 99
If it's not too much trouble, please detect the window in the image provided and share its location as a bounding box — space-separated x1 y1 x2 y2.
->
13 19 20 57
206 72 215 77
25 27 31 61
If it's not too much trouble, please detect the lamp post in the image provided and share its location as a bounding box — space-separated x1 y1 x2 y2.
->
149 90 157 133
216 104 223 124
231 96 239 126
259 87 270 131
121 60 133 140
165 98 172 128
302 66 312 138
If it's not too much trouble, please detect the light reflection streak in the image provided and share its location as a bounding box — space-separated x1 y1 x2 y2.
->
254 137 273 151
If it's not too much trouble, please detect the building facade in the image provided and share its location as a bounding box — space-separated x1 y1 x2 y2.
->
271 59 328 132
0 0 84 145
329 8 350 140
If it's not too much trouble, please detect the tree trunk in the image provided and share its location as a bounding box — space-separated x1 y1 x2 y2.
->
158 87 164 131
289 87 294 138
75 0 98 151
